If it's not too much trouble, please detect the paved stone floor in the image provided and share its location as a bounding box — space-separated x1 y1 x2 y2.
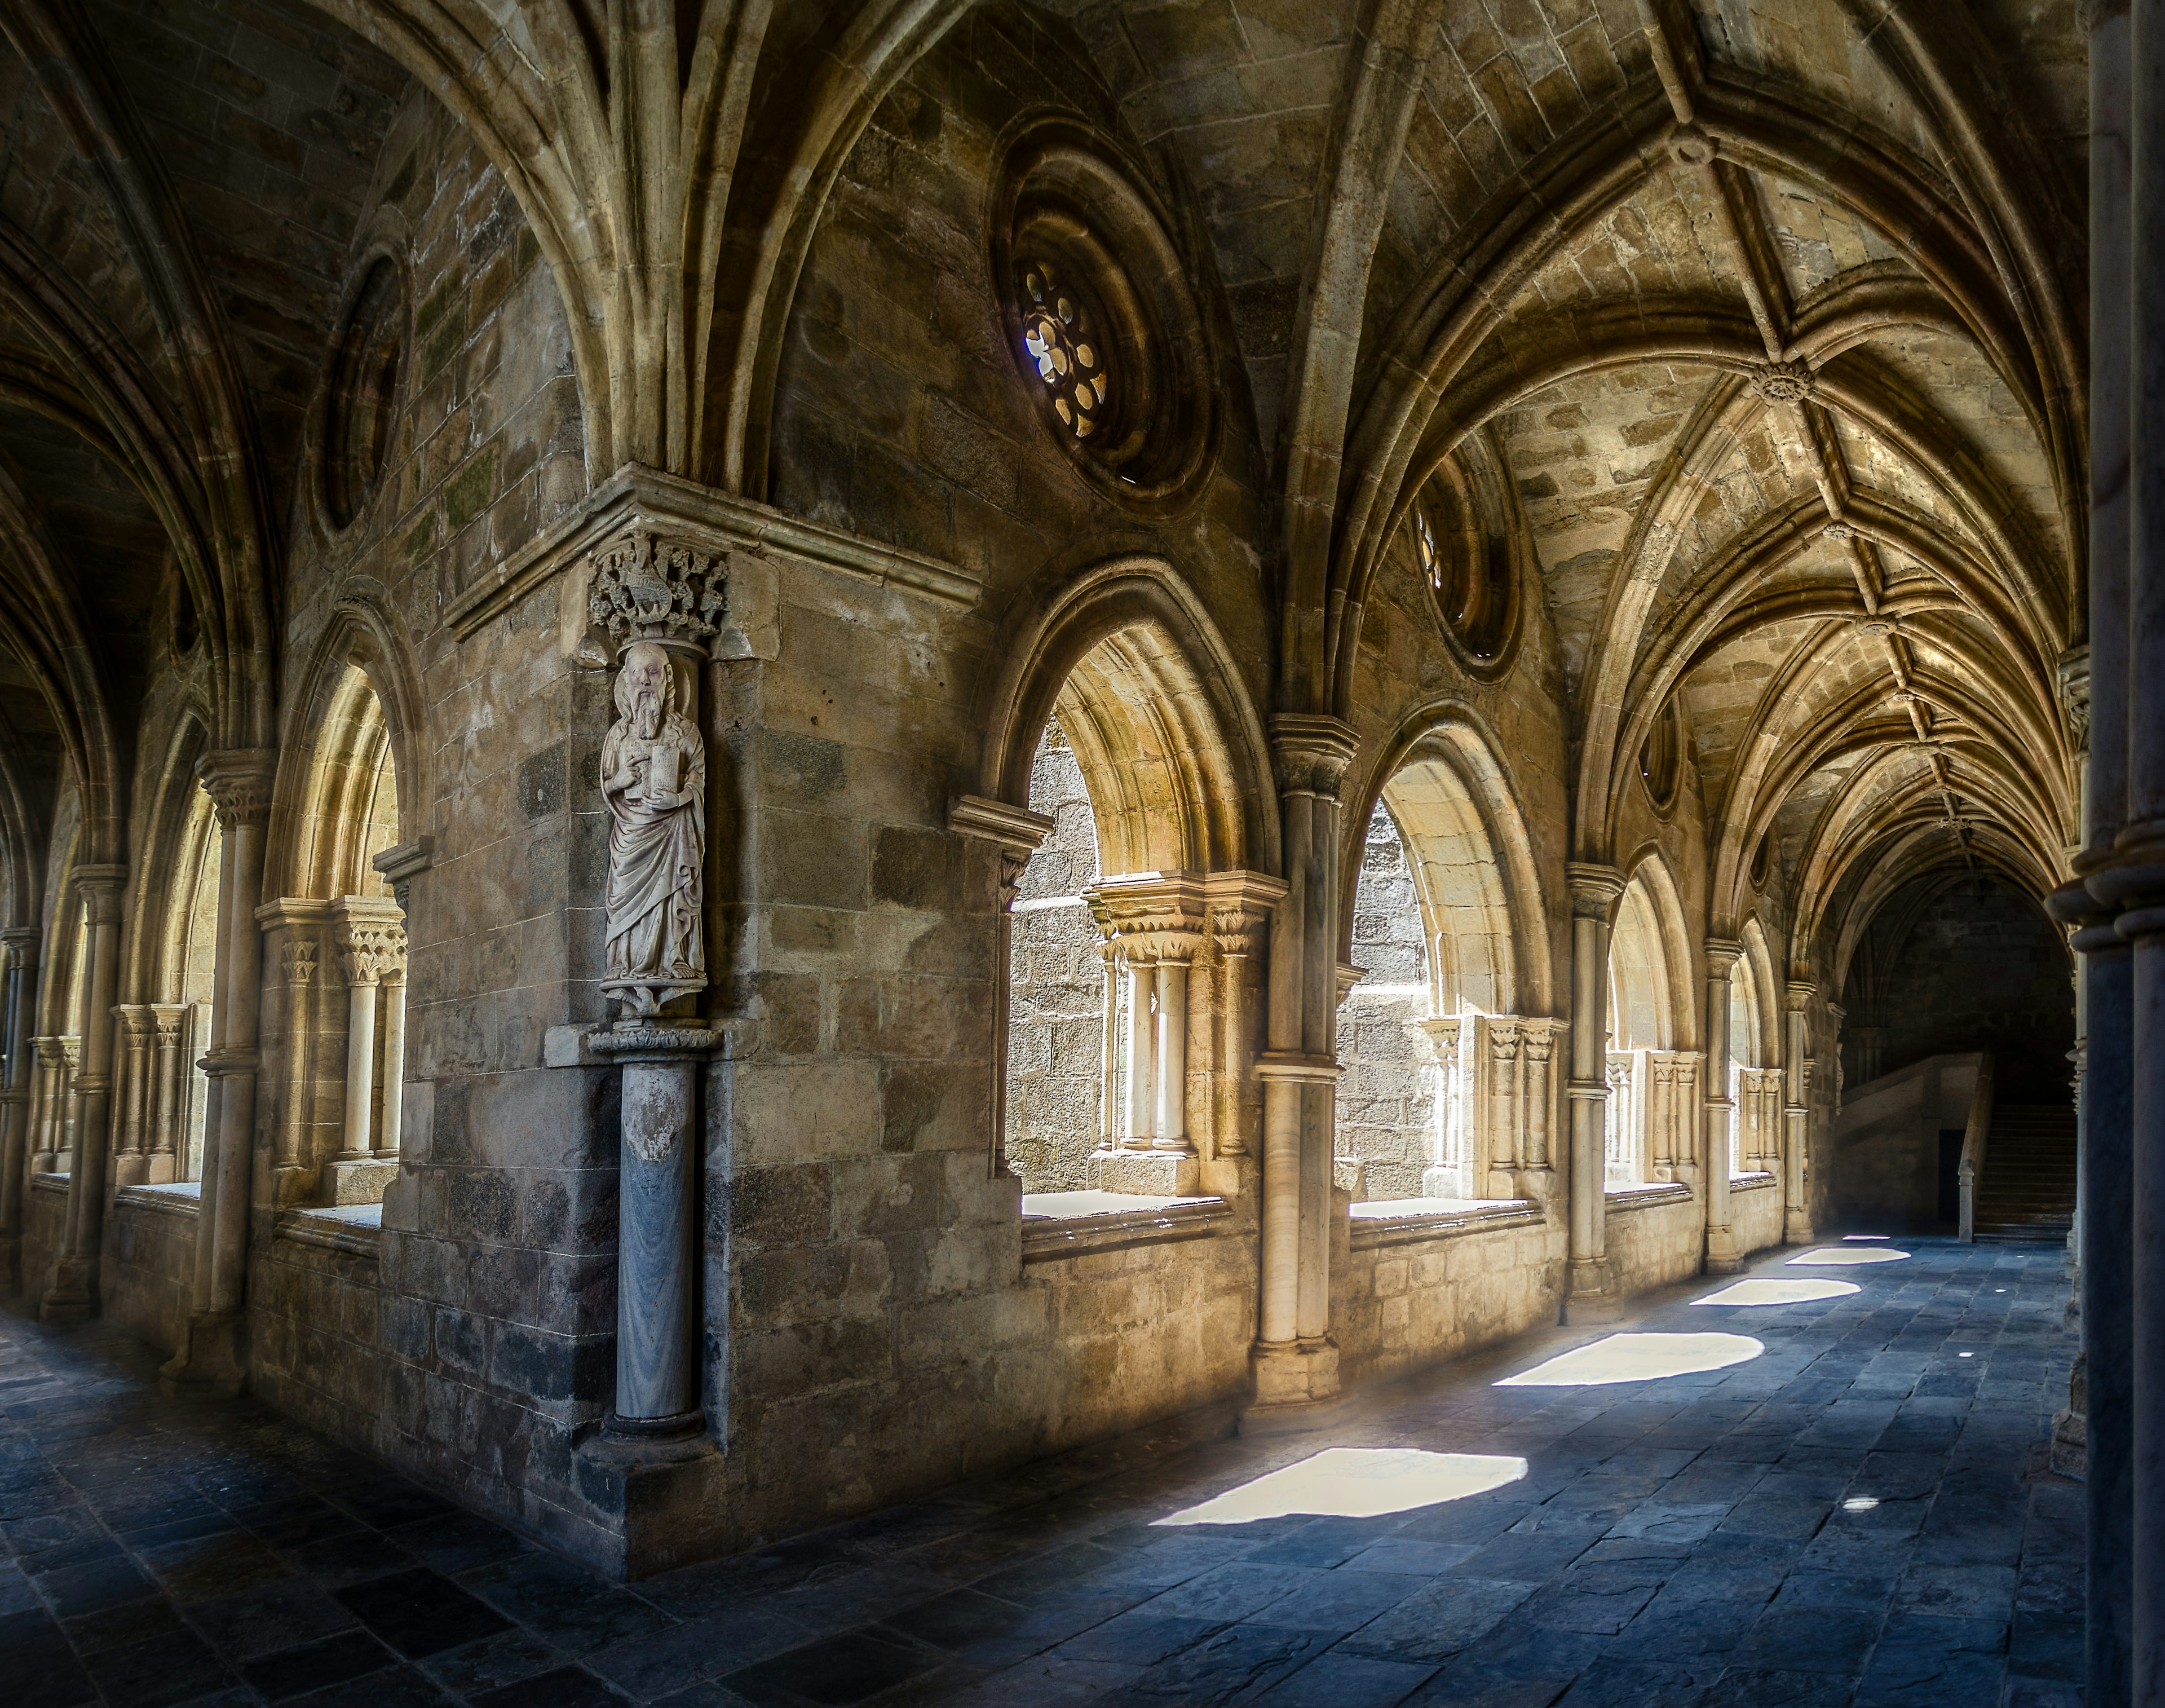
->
4 1237 2082 1708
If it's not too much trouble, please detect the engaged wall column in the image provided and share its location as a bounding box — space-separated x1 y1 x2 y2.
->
1704 939 1743 1274
950 797 1051 1179
161 748 277 1396
44 864 127 1320
1782 982 1815 1243
1249 715 1357 1428
1564 863 1624 1323
0 928 39 1281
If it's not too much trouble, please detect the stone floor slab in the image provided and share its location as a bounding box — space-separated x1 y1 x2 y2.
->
2 1238 2079 1706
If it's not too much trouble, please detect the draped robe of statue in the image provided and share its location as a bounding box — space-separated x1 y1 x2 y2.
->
602 643 706 996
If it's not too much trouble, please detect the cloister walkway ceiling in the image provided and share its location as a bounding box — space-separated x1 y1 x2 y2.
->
0 0 2083 958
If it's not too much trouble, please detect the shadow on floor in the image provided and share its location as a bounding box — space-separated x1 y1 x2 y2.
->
1 1239 2084 1707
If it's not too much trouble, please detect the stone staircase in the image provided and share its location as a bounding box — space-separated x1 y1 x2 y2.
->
1973 1102 2078 1242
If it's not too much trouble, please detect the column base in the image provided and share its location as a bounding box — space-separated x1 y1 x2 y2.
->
0 1233 16 1291
321 1156 399 1206
1239 1338 1351 1435
573 1431 729 1579
1704 1227 1743 1275
160 1311 249 1398
1784 1211 1816 1244
2049 1353 2087 1479
1562 1262 1624 1325
1088 1146 1199 1196
39 1257 96 1322
114 1154 149 1187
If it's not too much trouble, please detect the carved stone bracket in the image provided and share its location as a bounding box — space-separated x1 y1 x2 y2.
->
949 796 1054 913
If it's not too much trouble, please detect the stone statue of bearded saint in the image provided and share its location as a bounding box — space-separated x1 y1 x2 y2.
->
601 642 705 1000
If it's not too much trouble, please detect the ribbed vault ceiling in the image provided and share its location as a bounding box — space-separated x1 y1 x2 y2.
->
0 0 2086 978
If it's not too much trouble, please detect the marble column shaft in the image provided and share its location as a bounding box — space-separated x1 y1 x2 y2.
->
1124 955 1155 1147
377 976 407 1155
1153 959 1188 1150
595 1027 715 1435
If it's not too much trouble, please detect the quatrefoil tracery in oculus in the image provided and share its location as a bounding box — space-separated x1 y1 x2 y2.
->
1018 263 1108 441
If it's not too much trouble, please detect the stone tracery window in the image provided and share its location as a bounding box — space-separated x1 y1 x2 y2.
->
995 118 1211 505
1017 263 1110 443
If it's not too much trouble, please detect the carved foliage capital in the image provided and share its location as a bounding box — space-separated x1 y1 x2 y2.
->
335 921 407 986
1088 873 1207 965
197 749 280 827
1518 1016 1567 1061
589 527 727 649
1203 870 1285 959
1268 714 1359 800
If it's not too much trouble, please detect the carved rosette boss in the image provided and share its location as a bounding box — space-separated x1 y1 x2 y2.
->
590 529 723 1021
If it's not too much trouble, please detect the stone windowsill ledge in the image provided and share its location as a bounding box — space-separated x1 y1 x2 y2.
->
1347 1197 1544 1250
114 1181 202 1220
1730 1171 1779 1192
1605 1181 1695 1212
1019 1190 1232 1263
277 1203 383 1260
29 1171 68 1195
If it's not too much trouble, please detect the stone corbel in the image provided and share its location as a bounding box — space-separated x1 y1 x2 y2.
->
445 462 981 649
949 796 1054 913
372 837 434 919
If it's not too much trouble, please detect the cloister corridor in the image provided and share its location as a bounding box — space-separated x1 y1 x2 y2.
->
4 1238 2079 1708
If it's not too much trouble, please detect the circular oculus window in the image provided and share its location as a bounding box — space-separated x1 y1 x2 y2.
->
1640 699 1682 811
994 119 1213 507
321 256 407 532
1407 466 1522 677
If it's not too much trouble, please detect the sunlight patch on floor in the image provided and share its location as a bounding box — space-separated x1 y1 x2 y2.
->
1843 1234 1889 1242
1693 1278 1861 1307
1787 1246 1909 1265
1155 1449 1528 1526
1496 1332 1764 1387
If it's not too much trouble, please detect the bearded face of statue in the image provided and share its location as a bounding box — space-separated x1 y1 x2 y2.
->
617 642 671 741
